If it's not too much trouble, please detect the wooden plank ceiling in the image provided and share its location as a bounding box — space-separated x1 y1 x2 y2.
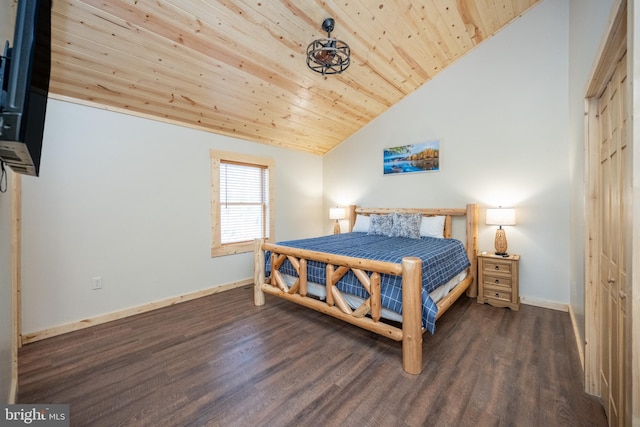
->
49 0 539 155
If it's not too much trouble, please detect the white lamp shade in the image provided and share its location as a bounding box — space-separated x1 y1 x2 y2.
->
329 207 346 220
486 208 516 226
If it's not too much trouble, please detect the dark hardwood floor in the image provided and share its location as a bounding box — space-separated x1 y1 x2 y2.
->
18 286 607 426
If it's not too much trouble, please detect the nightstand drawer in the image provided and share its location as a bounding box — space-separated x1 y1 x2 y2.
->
482 260 513 274
484 285 512 303
482 275 512 288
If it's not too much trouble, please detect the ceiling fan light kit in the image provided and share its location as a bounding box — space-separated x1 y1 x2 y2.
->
306 18 350 75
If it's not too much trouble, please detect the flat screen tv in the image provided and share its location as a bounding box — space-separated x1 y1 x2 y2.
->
0 0 51 176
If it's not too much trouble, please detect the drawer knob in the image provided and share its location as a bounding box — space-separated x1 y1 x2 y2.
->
495 279 500 284
494 265 500 270
495 292 500 297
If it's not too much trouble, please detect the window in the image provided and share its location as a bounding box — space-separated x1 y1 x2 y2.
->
211 150 274 257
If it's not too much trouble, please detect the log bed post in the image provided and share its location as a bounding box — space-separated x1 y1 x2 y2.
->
348 205 357 231
465 204 479 298
254 238 265 306
401 256 423 375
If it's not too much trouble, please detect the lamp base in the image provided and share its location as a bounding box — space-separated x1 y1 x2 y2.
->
495 251 510 257
333 220 341 235
494 228 508 256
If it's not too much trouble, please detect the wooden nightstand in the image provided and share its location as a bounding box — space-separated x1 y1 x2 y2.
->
477 253 520 311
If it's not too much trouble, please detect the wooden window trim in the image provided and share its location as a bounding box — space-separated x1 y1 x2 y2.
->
210 150 275 257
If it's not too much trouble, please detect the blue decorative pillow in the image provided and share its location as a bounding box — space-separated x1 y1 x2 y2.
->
391 212 422 239
368 214 393 236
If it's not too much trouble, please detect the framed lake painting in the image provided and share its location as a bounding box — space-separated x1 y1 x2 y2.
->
383 140 440 175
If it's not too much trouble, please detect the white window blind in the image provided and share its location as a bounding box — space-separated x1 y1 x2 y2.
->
219 161 270 244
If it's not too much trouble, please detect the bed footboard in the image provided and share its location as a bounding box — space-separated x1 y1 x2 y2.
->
253 238 424 374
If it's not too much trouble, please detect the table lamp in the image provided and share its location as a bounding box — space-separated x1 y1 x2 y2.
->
486 207 516 256
329 207 346 234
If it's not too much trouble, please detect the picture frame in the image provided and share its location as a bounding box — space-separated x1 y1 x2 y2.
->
383 140 440 175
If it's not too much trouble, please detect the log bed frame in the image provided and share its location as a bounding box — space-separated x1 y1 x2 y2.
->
253 204 478 374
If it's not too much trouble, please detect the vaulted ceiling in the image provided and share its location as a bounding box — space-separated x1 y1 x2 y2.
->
48 0 539 155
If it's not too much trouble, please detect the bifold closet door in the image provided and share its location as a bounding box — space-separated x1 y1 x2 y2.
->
597 51 628 427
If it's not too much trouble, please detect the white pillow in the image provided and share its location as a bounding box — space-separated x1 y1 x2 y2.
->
352 214 371 232
420 215 445 238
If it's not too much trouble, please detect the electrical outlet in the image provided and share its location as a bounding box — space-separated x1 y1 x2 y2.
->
91 276 103 290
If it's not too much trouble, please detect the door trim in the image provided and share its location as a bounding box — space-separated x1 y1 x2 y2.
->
584 0 627 399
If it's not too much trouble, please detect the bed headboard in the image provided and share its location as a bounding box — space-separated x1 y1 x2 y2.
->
346 204 479 297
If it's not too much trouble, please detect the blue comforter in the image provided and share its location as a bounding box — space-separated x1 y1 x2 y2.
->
265 232 470 333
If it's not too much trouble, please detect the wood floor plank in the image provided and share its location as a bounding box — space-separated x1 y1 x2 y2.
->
18 286 607 426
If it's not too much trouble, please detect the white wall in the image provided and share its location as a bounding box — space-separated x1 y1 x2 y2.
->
0 1 15 41
0 171 13 402
567 0 616 355
20 99 323 335
324 0 570 306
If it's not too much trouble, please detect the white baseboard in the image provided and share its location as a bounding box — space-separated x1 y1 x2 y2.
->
22 279 253 344
520 296 568 312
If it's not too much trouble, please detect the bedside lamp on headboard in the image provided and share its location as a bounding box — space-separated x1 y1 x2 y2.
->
486 207 516 256
329 207 346 235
